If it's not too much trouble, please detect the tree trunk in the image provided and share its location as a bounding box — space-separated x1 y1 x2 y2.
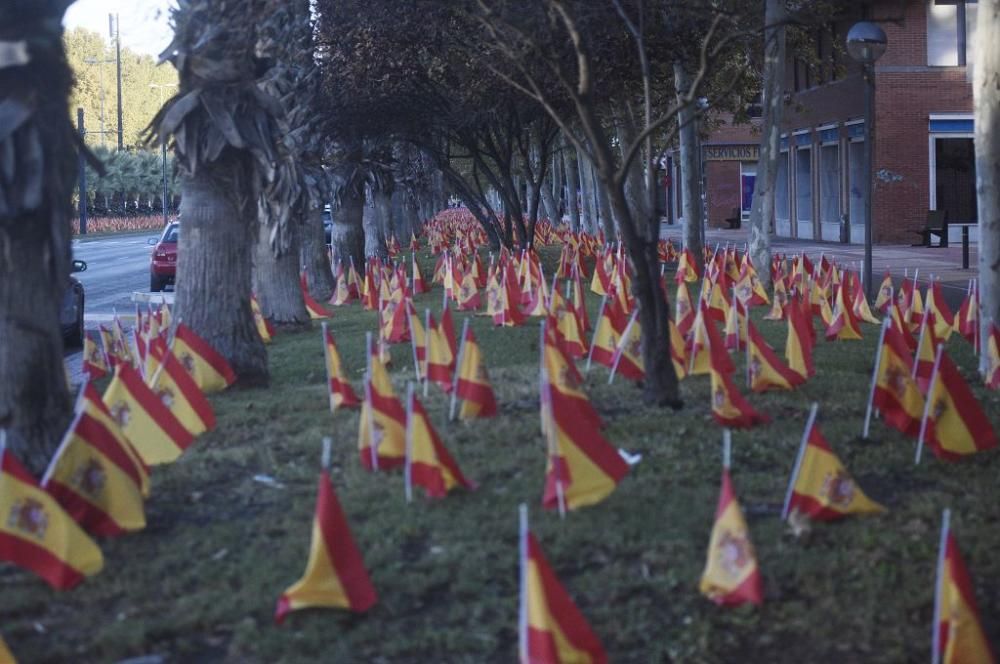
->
562 134 581 232
615 105 651 229
748 0 786 289
331 185 365 270
363 202 387 259
0 216 73 476
594 172 616 239
391 190 409 241
301 204 335 302
674 63 705 274
976 0 1000 368
373 189 395 245
176 152 268 387
540 164 559 224
254 215 309 330
577 143 597 233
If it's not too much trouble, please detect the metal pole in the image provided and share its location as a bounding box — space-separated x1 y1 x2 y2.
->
113 13 123 150
162 140 169 225
77 107 88 236
863 62 875 301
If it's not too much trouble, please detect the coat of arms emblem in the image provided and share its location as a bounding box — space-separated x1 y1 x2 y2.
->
7 498 48 540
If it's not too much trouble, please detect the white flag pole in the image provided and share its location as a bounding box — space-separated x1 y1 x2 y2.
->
912 313 929 380
407 305 422 383
586 296 608 373
321 322 334 412
423 309 431 397
404 383 414 503
365 332 378 472
518 503 529 664
541 369 566 518
449 319 469 421
745 313 752 389
781 403 819 520
321 436 332 471
931 507 951 664
722 429 732 470
862 318 891 439
915 344 945 465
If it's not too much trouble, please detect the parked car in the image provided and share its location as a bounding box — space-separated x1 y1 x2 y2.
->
149 221 179 292
61 259 87 347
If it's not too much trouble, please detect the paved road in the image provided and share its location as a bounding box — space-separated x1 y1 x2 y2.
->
73 233 162 320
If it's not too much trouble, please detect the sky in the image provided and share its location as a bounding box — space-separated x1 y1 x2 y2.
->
63 0 175 57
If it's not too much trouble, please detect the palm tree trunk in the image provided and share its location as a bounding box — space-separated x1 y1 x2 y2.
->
976 0 1000 368
331 185 365 270
254 217 309 330
0 216 73 476
301 204 334 301
363 200 387 259
577 144 597 233
176 153 268 387
562 134 581 232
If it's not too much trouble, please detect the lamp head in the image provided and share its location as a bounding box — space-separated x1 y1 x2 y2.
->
846 21 887 64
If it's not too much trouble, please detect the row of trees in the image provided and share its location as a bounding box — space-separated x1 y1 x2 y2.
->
80 146 179 216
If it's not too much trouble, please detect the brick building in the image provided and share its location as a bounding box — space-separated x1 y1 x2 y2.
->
669 0 978 245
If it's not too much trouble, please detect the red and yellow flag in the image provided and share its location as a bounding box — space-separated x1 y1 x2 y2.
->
358 343 407 471
79 383 150 497
322 325 360 411
669 318 689 380
411 254 428 295
925 281 955 341
784 295 814 380
935 518 996 664
785 422 884 521
250 293 273 344
0 445 103 590
521 525 607 664
913 313 943 394
147 339 216 436
544 328 602 432
747 320 804 392
406 392 475 499
42 409 147 537
987 323 1000 390
426 311 455 393
699 469 763 607
825 281 863 341
455 326 498 419
275 469 377 623
610 312 644 382
923 350 999 461
871 323 925 440
675 247 699 284
172 323 237 393
873 272 894 313
550 290 588 360
82 332 108 380
588 295 627 371
0 634 14 664
102 364 195 466
710 343 768 429
675 281 696 336
541 372 627 511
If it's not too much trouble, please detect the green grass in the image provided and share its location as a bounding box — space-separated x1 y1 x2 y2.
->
4 248 1000 663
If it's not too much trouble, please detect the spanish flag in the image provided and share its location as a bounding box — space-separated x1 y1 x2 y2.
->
825 281 863 341
724 297 747 352
544 327 602 432
747 320 804 392
42 408 147 537
954 281 979 346
102 364 195 465
358 340 407 471
699 467 763 607
275 468 377 623
924 281 955 341
519 507 607 664
411 254 428 295
850 273 881 325
172 324 237 393
147 339 216 436
330 263 354 306
0 634 14 664
541 365 626 511
0 443 103 590
588 295 627 371
250 293 273 344
426 310 455 393
913 313 943 394
322 324 360 411
933 511 996 664
889 301 919 352
784 409 883 522
764 277 788 321
874 272 894 313
675 281 696 336
79 383 150 497
454 325 498 419
676 247 699 284
669 318 689 380
784 295 815 380
550 290 588 360
987 323 1000 390
872 322 925 439
922 348 998 461
610 311 644 382
82 332 108 380
405 390 475 499
710 342 768 429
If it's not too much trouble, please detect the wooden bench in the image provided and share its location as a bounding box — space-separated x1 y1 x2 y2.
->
724 207 741 229
912 210 948 247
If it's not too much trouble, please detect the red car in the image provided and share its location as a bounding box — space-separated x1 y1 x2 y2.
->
149 221 178 292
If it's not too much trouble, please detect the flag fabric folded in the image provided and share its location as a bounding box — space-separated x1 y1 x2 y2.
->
785 419 884 521
454 326 498 419
699 468 763 607
747 320 805 392
913 313 943 394
146 340 216 436
412 254 428 295
301 274 332 320
520 523 607 664
42 408 147 537
406 392 475 499
102 364 195 465
825 281 863 341
934 514 995 664
874 272 894 312
610 312 644 382
709 343 768 429
872 323 925 439
922 349 998 461
172 324 237 393
545 328 603 432
426 311 455 393
358 343 407 471
0 445 103 590
79 383 150 497
784 295 814 380
275 469 377 623
924 281 955 341
323 325 361 411
82 332 108 380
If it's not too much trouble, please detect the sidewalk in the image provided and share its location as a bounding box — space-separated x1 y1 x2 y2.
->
660 226 978 293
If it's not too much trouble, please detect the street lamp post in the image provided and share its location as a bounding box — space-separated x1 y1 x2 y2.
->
847 21 887 302
110 13 123 150
150 83 178 225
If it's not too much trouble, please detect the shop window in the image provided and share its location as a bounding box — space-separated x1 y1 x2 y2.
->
819 144 841 226
848 141 865 244
795 148 812 226
776 152 790 223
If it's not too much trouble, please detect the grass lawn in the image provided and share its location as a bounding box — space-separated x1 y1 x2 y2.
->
4 248 999 663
